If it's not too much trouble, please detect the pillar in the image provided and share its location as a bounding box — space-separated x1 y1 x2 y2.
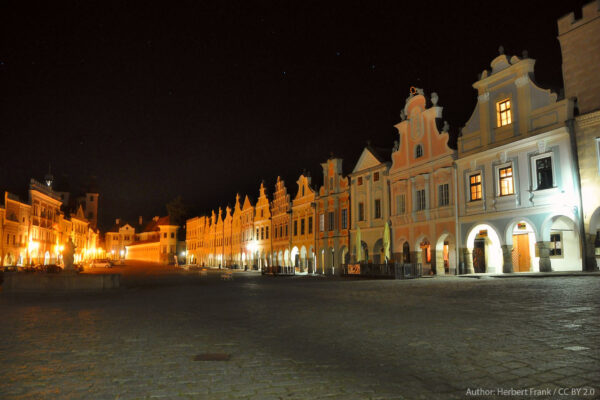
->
462 247 474 274
537 241 552 272
502 244 514 273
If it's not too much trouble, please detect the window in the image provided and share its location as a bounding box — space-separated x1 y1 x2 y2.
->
498 166 514 196
341 209 348 229
308 216 313 234
329 177 334 191
535 155 553 190
438 184 449 206
171 232 175 238
416 189 426 211
163 233 167 238
358 202 365 221
396 194 406 214
285 225 288 236
256 228 259 240
319 214 325 232
89 196 94 202
549 233 562 256
266 227 269 239
294 220 298 236
261 227 264 240
374 199 381 218
415 144 423 158
328 212 335 231
374 172 380 182
301 219 305 235
358 177 363 185
280 226 283 237
496 99 512 127
470 174 482 201
302 186 305 197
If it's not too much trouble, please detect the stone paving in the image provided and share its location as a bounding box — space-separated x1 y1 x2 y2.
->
0 264 599 399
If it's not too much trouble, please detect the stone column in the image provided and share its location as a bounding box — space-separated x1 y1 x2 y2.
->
502 245 514 273
462 247 474 274
537 241 552 272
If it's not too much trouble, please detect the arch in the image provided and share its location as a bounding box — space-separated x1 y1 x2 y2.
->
589 207 600 236
300 246 307 270
435 232 456 275
465 223 503 274
284 249 290 267
507 220 538 272
308 246 315 274
278 251 283 266
373 238 384 264
291 246 299 271
541 214 582 271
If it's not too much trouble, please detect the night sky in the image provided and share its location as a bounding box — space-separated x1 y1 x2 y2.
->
0 1 588 231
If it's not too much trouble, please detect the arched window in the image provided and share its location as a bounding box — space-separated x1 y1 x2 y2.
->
415 144 423 158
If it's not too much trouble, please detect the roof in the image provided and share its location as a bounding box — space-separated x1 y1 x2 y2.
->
142 215 173 232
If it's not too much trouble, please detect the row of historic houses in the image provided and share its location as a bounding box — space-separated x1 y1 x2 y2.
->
186 4 600 274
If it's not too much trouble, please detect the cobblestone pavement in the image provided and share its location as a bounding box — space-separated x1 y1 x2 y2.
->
1 264 599 399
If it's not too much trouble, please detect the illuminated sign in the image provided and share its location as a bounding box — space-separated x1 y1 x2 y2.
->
478 230 488 237
518 223 527 230
348 264 361 274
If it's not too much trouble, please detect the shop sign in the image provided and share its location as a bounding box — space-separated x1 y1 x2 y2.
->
348 264 361 274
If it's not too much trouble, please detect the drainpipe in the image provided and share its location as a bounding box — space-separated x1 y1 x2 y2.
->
566 117 589 271
453 161 461 275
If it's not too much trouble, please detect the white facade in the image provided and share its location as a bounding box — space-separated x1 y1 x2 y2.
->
456 52 582 273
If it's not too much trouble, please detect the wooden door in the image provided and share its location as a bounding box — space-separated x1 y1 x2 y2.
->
512 234 531 272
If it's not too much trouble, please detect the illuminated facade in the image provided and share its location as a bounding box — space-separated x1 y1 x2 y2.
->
456 50 581 273
240 195 255 268
389 89 457 275
254 182 272 270
349 146 391 264
105 219 135 260
558 2 600 270
271 177 292 269
1 176 99 266
316 158 350 275
290 174 316 274
231 195 243 267
125 216 179 263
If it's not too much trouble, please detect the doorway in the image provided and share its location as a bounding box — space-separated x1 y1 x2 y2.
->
473 239 485 273
512 233 531 272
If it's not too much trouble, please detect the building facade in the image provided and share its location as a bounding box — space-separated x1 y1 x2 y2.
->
125 216 179 264
349 146 391 264
456 50 581 273
389 89 458 275
558 1 600 270
316 157 350 275
271 177 292 269
290 174 316 274
253 182 272 270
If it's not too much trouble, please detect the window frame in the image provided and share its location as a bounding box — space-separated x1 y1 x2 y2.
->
469 173 483 202
341 209 348 230
531 153 555 191
415 189 426 211
373 172 380 182
415 144 423 158
497 163 515 197
549 232 563 258
496 98 512 127
358 202 365 221
438 183 450 207
374 199 381 219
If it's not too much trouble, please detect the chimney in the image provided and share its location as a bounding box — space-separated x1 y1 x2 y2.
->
139 216 143 226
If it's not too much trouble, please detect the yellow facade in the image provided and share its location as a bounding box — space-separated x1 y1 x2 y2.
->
290 174 316 273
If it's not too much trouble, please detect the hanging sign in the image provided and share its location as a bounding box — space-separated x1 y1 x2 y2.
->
518 223 527 230
478 230 488 237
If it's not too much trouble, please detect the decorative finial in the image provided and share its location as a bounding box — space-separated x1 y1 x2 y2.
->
498 45 504 55
400 109 406 121
522 49 528 58
431 92 439 106
442 121 449 132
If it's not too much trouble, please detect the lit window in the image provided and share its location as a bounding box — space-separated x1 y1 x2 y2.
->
549 233 562 256
470 174 482 201
415 145 423 158
319 213 325 232
499 166 514 196
535 155 553 190
374 199 381 218
438 184 449 206
496 99 512 127
358 202 365 221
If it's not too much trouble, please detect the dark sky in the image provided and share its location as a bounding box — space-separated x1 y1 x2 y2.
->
0 1 588 231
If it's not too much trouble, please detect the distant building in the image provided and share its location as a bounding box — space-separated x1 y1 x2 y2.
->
253 182 272 270
558 1 600 270
290 173 316 274
125 216 179 263
105 218 135 260
349 145 391 264
316 157 350 275
389 88 457 275
271 177 292 270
